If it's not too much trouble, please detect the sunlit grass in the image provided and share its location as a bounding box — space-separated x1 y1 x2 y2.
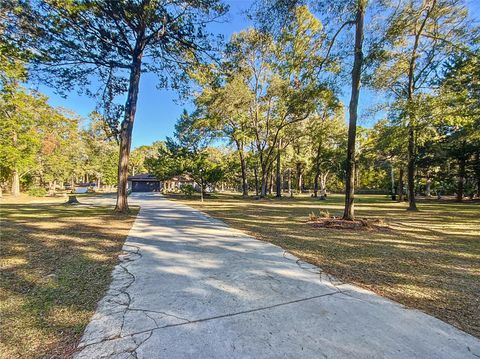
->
170 192 480 338
0 203 138 358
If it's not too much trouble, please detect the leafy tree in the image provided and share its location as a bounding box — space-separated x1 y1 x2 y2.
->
38 108 81 192
368 120 408 199
253 0 367 218
129 141 164 176
370 0 475 210
81 115 120 187
0 0 29 88
342 0 366 219
194 70 253 196
307 100 346 198
147 110 224 199
221 8 331 197
14 0 227 211
0 87 47 195
144 141 179 182
432 51 480 200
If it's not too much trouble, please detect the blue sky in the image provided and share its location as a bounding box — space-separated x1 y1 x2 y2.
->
35 0 479 149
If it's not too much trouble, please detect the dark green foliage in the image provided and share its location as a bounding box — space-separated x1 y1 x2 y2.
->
27 186 47 197
180 184 195 196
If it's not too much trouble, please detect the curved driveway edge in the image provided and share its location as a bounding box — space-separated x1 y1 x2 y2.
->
74 193 480 358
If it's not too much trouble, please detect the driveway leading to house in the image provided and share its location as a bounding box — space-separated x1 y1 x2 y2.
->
74 193 480 358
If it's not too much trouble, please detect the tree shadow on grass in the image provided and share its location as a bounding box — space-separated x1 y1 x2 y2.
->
173 194 480 338
0 203 137 358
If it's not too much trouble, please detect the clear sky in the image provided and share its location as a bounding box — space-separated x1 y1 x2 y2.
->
34 0 479 149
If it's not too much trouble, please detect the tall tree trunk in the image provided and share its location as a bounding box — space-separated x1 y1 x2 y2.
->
260 164 268 197
239 146 248 197
475 151 480 198
313 142 321 198
425 172 431 197
268 169 273 195
276 141 282 198
287 168 292 197
234 139 248 197
11 130 20 196
457 156 466 202
115 48 143 212
398 168 404 201
11 170 20 196
343 2 365 220
296 163 302 194
254 164 259 197
313 172 320 198
407 124 417 210
405 0 435 211
320 172 328 198
390 164 396 200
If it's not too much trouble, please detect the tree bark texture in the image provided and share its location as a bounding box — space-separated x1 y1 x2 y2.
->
115 48 143 212
457 157 466 202
343 2 364 220
276 141 282 198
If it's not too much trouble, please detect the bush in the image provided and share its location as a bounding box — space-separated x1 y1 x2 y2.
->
319 209 331 218
308 209 331 221
28 187 48 197
180 184 195 196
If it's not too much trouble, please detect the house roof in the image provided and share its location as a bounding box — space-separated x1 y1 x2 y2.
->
127 173 159 181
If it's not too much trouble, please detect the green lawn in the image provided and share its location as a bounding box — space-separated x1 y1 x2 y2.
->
0 203 138 358
169 192 480 338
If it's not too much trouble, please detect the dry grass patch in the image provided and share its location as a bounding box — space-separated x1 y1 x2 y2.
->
0 203 138 358
169 193 480 338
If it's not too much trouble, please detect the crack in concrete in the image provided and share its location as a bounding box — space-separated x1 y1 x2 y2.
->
468 346 480 358
282 250 344 291
127 307 191 323
78 243 384 357
78 290 343 352
128 331 153 359
117 246 139 338
75 200 479 358
75 244 155 357
281 250 376 304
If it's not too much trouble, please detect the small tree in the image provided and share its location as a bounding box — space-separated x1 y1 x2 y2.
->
15 0 227 211
147 110 224 198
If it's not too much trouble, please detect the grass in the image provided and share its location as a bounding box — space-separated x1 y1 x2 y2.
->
0 191 115 205
168 192 480 338
0 202 138 358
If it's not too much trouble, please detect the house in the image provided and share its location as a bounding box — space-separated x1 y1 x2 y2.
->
163 174 197 191
127 173 161 192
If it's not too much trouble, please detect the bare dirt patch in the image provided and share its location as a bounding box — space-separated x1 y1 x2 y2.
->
308 217 390 231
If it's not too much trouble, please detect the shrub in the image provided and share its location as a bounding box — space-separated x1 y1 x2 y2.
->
308 212 319 221
28 187 48 197
308 209 331 221
319 209 331 218
180 184 195 196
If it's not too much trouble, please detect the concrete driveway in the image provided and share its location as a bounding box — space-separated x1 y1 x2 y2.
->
74 193 480 358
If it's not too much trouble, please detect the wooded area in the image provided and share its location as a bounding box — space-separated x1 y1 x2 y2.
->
1 1 479 356
1 0 479 218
